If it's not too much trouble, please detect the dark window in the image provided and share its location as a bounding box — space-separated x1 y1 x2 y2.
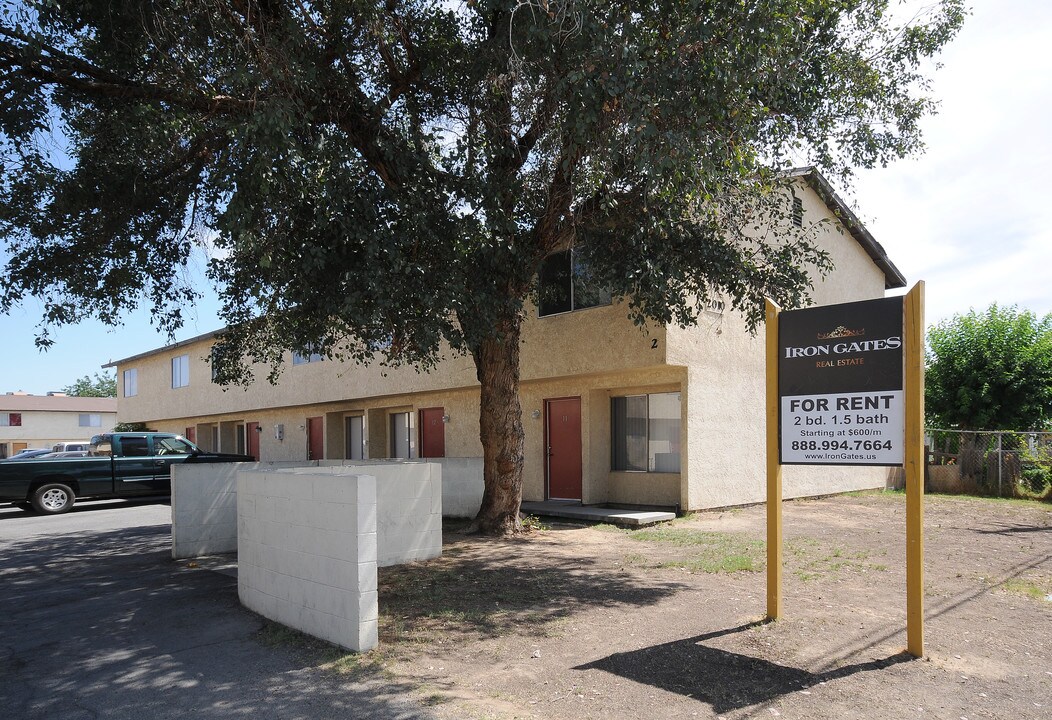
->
9 413 21 427
120 436 150 457
792 196 804 228
611 392 682 472
538 249 612 317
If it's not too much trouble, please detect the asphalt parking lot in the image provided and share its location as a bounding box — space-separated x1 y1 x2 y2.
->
0 499 433 720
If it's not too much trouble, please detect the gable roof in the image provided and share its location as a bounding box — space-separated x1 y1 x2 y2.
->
789 167 907 289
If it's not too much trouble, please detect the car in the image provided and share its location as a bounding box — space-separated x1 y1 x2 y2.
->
51 442 92 453
34 451 91 459
4 449 52 461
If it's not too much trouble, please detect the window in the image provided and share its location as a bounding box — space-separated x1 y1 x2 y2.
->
390 412 411 459
120 436 150 457
611 392 681 472
792 196 804 228
0 413 20 427
171 354 190 388
538 248 612 316
156 436 195 455
292 343 324 365
79 413 102 427
346 415 365 460
123 369 138 397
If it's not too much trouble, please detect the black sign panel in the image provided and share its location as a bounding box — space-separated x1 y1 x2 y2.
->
779 296 904 465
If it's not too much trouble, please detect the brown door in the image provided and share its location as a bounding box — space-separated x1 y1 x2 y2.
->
184 427 196 444
546 397 582 500
307 416 324 460
246 422 260 461
419 407 446 458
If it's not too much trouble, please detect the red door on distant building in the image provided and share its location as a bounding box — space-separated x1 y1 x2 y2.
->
184 427 196 444
246 422 260 460
419 407 446 458
307 416 324 460
546 397 582 500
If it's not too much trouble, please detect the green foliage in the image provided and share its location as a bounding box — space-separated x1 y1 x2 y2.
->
0 0 965 369
62 371 116 397
926 305 1052 431
113 422 152 432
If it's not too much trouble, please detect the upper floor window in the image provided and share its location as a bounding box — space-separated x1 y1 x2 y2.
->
538 248 612 317
79 413 102 427
292 343 324 365
172 354 190 388
123 369 138 397
0 413 21 427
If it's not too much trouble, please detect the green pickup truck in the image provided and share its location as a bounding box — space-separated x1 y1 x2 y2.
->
0 432 253 514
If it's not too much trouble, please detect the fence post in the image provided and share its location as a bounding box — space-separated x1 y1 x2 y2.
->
997 432 1003 497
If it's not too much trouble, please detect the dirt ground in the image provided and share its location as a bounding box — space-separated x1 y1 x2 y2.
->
324 492 1051 719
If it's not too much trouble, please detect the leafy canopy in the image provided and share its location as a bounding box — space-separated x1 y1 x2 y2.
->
62 370 117 398
0 0 965 376
926 304 1052 431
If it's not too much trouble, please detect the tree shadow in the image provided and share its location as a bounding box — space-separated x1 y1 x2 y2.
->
971 523 1051 535
379 531 687 642
574 622 914 714
0 523 433 719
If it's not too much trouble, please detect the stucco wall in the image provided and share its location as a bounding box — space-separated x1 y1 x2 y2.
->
669 180 894 510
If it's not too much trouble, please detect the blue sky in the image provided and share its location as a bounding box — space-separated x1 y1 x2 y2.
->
2 0 1049 395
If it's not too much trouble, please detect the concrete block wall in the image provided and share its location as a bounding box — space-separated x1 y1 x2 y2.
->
323 460 445 567
237 468 379 652
327 457 483 519
171 461 316 559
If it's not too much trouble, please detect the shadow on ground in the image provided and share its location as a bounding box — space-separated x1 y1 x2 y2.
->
0 523 431 719
379 532 687 643
575 622 914 715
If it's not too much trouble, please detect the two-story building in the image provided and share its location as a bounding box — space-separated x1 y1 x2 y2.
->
0 392 117 458
106 169 904 511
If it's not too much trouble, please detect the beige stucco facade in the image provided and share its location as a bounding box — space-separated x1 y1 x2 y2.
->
0 393 117 457
107 170 905 512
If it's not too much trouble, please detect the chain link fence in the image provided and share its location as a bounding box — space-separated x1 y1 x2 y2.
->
927 429 1052 498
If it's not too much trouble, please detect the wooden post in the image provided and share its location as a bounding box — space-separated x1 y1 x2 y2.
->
904 282 925 657
766 299 783 621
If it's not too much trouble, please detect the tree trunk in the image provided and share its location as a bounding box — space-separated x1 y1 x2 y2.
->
465 317 525 535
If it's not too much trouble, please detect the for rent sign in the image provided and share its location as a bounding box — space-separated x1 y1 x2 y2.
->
779 297 904 465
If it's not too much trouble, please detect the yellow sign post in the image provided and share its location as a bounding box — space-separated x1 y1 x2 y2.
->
765 299 783 620
904 282 925 657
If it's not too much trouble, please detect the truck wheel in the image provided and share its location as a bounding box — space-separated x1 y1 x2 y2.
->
31 484 76 514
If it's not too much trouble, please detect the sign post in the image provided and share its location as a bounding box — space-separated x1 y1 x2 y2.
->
904 282 925 657
767 287 924 656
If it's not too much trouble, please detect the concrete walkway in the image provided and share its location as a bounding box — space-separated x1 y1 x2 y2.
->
520 500 676 527
0 500 433 720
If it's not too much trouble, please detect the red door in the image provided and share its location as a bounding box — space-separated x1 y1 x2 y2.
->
246 422 260 461
184 427 196 443
307 416 324 460
419 407 446 458
546 398 582 500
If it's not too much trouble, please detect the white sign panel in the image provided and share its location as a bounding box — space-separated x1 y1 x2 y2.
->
780 391 904 464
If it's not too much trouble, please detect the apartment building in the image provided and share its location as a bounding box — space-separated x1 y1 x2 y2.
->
106 170 904 511
0 392 117 458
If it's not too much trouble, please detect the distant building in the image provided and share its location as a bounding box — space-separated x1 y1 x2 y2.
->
106 169 903 511
0 392 117 458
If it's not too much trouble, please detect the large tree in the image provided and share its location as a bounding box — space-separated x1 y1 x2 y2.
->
927 304 1052 431
0 0 963 533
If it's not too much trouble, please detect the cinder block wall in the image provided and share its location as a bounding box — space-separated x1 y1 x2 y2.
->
328 457 483 519
237 468 379 652
322 461 444 566
171 461 317 559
